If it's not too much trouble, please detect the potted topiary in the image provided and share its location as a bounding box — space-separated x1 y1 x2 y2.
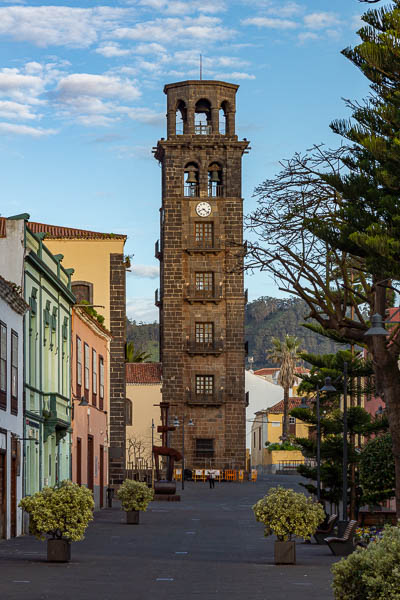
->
19 480 94 562
253 486 325 564
117 479 154 524
332 525 400 599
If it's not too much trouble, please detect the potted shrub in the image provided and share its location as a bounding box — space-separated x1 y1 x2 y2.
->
332 525 400 599
117 479 154 524
253 486 325 564
19 481 94 562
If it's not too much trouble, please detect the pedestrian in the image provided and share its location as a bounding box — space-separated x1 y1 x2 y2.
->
208 469 215 489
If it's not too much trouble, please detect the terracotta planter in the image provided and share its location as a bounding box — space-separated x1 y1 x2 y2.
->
126 510 140 524
47 539 71 562
274 540 296 564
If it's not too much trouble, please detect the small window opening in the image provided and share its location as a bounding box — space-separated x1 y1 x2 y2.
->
219 101 228 134
195 99 211 134
208 163 223 197
176 100 186 135
184 163 199 197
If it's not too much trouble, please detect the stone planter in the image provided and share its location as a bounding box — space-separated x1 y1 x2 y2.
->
274 540 296 564
47 539 71 563
126 510 140 524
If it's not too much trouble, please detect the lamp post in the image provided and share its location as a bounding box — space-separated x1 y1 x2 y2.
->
173 416 194 490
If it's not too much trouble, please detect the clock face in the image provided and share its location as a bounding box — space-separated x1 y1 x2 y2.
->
196 202 212 217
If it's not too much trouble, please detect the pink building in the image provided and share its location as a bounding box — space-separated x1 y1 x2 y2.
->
71 306 111 509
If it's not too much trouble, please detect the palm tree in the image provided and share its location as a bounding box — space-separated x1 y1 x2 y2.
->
125 341 151 363
267 335 302 441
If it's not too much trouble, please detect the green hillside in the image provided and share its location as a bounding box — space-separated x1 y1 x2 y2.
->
126 296 340 368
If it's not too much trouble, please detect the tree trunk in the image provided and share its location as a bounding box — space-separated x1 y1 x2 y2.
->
382 368 400 518
282 387 289 441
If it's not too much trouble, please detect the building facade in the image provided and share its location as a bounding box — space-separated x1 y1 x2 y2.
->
125 362 162 470
28 222 127 488
71 307 111 509
0 214 75 500
154 80 249 470
0 274 28 539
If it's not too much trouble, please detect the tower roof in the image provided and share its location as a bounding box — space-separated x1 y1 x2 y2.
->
164 80 239 94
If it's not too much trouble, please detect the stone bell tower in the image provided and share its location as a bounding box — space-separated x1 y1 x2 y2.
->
154 80 249 470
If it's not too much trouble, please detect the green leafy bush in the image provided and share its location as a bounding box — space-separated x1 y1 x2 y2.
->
267 441 300 452
252 486 325 541
19 481 94 542
359 433 395 505
332 525 400 599
117 480 154 512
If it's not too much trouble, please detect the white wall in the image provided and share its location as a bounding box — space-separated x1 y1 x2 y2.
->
245 370 283 450
0 219 25 289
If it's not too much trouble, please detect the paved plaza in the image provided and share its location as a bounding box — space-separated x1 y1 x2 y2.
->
0 476 340 600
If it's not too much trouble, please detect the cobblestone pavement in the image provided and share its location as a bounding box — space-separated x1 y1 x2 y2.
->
0 476 340 600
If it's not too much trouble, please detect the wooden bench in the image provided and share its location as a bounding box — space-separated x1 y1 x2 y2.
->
314 514 338 545
325 520 358 556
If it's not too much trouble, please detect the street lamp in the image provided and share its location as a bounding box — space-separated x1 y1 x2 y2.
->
173 416 194 490
364 313 390 337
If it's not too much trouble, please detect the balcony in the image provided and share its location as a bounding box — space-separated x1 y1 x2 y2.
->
184 283 223 304
155 288 162 307
186 339 224 356
186 389 224 406
184 237 221 255
155 239 162 260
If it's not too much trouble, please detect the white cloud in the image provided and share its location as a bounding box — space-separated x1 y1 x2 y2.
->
131 264 159 278
298 31 319 44
265 2 303 17
304 12 341 30
243 17 298 29
55 73 141 105
0 100 37 120
126 297 159 323
138 0 226 14
95 43 132 57
213 71 255 80
114 15 235 45
0 122 56 137
0 6 130 48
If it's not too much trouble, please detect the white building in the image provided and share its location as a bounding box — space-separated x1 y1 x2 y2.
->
0 274 29 539
245 370 283 450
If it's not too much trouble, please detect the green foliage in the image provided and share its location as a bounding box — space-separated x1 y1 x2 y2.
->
126 318 159 362
245 297 339 370
266 441 300 452
359 433 395 505
332 525 400 600
117 479 154 512
79 300 105 326
125 341 151 363
253 486 325 541
19 481 94 542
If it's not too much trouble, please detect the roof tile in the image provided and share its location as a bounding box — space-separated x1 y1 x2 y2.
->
29 221 126 240
268 397 303 414
126 362 162 384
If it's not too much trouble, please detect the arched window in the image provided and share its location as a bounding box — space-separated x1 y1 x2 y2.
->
71 281 93 304
184 162 199 197
195 99 211 134
208 163 223 197
176 100 186 135
125 399 133 426
219 101 228 134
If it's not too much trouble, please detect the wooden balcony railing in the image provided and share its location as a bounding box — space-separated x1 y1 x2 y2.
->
184 283 223 304
186 339 224 356
186 389 224 406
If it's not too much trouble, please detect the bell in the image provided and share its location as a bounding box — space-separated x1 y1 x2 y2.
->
210 170 220 183
186 170 197 184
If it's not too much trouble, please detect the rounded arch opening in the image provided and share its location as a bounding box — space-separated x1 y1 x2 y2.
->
175 99 186 135
195 98 212 134
219 101 229 134
208 162 223 197
184 161 199 197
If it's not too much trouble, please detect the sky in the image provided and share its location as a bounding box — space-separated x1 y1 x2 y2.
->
0 0 373 322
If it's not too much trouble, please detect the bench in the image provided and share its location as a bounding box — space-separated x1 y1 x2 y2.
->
325 520 358 556
314 514 338 545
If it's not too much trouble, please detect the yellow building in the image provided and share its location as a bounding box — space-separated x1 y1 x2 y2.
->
251 398 310 474
125 363 162 470
28 221 128 486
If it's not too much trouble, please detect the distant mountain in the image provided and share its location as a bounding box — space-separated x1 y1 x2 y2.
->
126 296 340 368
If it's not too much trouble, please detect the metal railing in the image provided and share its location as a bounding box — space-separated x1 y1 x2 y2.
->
195 123 212 135
186 390 223 406
208 184 224 197
155 239 162 259
184 284 223 302
184 184 199 197
186 339 224 354
155 288 162 307
186 237 219 251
